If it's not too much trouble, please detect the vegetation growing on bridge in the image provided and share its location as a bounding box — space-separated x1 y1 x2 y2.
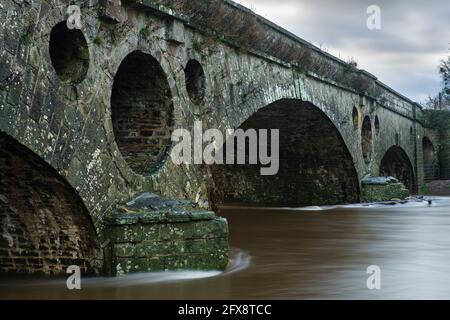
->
151 0 383 98
424 49 450 110
422 109 450 180
423 109 450 132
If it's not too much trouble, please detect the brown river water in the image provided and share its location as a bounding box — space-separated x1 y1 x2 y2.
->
2 196 450 300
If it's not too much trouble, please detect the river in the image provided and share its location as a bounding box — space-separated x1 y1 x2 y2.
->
2 196 450 299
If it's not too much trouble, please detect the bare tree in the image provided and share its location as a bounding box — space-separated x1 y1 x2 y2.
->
425 48 450 110
439 51 450 109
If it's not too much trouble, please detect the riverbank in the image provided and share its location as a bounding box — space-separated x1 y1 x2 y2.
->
427 180 450 196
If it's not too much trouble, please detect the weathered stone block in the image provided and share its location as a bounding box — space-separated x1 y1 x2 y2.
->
114 250 229 274
6 78 22 106
109 218 228 243
29 86 45 122
191 211 216 221
0 60 12 86
3 29 20 54
99 0 123 23
361 176 409 202
106 193 229 276
166 19 185 44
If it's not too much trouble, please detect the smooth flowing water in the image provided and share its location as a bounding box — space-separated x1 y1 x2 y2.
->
2 197 450 299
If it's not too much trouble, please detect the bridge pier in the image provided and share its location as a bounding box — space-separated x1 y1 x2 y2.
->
105 193 229 276
361 176 409 203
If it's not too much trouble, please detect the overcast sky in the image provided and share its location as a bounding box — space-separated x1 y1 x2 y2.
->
239 0 450 102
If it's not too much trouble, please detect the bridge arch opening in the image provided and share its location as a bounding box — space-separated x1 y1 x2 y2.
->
209 99 360 208
0 132 102 275
111 51 174 175
49 21 89 84
423 137 439 181
361 116 372 163
380 146 415 193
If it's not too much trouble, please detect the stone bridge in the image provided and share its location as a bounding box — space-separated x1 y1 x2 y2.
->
0 0 447 275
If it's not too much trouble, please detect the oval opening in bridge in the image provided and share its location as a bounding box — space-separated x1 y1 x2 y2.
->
111 51 174 175
0 132 102 275
185 59 206 104
361 116 373 163
374 116 380 135
352 107 359 129
49 21 89 84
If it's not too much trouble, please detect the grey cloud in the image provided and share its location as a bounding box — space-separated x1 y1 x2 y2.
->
240 0 450 101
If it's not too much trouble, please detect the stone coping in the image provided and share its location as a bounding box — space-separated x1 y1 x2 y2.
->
107 210 218 225
107 192 219 225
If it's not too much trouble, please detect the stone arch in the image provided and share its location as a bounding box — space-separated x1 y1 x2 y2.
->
0 132 102 275
111 50 174 175
422 136 439 181
380 146 416 193
209 99 360 208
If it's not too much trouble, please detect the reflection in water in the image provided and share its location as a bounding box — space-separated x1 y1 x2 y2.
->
0 249 250 290
2 197 450 299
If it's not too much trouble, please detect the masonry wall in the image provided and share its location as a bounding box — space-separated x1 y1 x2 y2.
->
0 133 102 274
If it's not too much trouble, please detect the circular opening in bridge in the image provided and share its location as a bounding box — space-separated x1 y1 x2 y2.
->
380 145 415 193
209 99 361 208
185 59 206 104
0 132 102 275
111 51 174 175
395 132 400 145
361 116 372 163
49 21 89 84
352 107 359 129
375 116 380 135
423 137 439 181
